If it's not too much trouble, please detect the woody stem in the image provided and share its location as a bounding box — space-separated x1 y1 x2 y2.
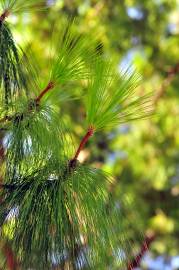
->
35 81 55 104
69 126 94 168
0 10 10 22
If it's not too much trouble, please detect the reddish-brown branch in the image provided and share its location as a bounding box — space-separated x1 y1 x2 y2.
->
35 81 55 104
0 10 10 22
127 234 155 270
0 183 3 189
3 243 18 270
0 134 5 163
74 126 94 160
0 131 5 190
69 126 94 168
0 82 55 125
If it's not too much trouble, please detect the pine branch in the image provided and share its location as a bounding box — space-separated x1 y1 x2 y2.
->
0 17 154 269
0 132 5 162
86 59 153 130
0 124 94 191
0 81 56 126
0 121 94 193
35 81 55 104
0 0 46 15
0 22 27 106
69 126 94 168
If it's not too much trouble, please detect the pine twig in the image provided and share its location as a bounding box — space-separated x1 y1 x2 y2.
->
69 126 94 168
0 10 10 22
35 81 55 104
0 81 56 125
127 233 155 270
73 127 94 160
0 126 95 269
0 126 95 192
0 129 5 190
0 133 5 162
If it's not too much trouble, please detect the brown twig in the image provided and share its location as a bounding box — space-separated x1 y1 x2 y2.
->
0 130 5 191
0 126 95 191
0 10 10 22
0 133 5 162
0 101 94 268
35 81 55 104
127 233 155 270
0 81 55 125
69 126 94 168
73 126 94 160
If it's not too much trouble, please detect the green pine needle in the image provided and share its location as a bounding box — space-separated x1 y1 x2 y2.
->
0 163 144 269
86 59 153 130
0 0 46 14
0 22 27 106
0 17 153 270
4 103 72 182
50 21 98 86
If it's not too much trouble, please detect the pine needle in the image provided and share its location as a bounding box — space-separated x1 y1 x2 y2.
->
0 18 153 270
86 59 154 130
0 0 47 14
0 22 26 106
4 104 72 182
0 163 145 269
50 20 98 86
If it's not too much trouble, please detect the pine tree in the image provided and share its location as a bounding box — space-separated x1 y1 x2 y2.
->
0 1 153 269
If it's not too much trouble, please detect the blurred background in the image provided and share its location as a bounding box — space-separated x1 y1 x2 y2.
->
2 0 179 269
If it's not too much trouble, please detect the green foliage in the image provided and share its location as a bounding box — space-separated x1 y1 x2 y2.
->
0 162 143 269
50 21 94 85
5 104 70 180
0 10 152 269
86 60 153 130
0 22 24 106
3 0 179 269
0 0 45 13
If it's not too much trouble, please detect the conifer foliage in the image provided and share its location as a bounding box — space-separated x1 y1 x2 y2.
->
0 1 153 269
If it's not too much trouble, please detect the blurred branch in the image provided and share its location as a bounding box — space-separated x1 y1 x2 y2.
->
127 233 156 270
35 81 55 104
0 10 10 23
154 63 179 105
0 133 5 162
69 126 94 168
2 243 18 270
